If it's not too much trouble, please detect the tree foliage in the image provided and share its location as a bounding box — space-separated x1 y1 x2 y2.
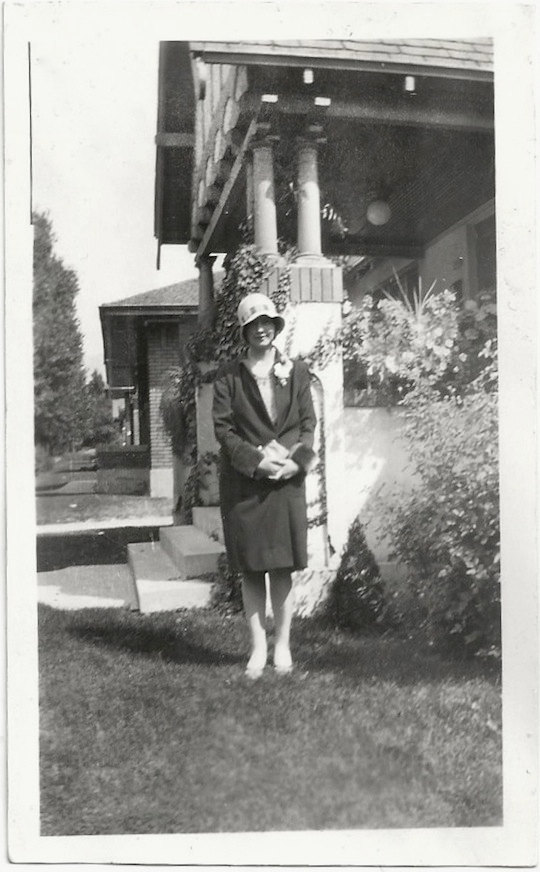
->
82 370 119 447
33 212 87 453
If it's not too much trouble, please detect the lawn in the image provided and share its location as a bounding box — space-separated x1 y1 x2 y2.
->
39 605 502 835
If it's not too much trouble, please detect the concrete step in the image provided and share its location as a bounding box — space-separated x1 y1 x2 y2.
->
192 506 224 543
127 541 213 612
159 525 225 577
128 540 182 583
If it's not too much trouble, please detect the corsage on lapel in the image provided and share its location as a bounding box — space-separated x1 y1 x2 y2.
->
273 348 293 386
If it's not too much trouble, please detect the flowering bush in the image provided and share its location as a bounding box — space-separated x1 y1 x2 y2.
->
382 352 500 656
452 287 498 387
342 280 459 405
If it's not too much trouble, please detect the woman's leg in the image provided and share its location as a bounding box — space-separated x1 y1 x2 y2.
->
242 571 267 673
269 569 294 671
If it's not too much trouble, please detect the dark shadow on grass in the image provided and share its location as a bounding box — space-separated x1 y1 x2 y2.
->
293 617 502 686
49 606 501 686
61 609 244 668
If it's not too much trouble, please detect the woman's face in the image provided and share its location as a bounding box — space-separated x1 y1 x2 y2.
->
245 315 276 350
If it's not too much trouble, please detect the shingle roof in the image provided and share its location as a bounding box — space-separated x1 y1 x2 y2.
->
191 39 493 73
102 277 201 309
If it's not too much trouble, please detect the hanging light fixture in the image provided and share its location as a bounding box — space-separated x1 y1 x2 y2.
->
366 199 392 226
404 75 416 94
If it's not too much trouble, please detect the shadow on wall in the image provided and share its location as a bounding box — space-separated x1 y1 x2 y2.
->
342 407 419 563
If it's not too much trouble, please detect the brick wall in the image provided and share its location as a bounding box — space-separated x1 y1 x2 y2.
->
147 323 180 470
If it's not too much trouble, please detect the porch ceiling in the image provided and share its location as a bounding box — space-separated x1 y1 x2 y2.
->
320 122 495 255
155 41 494 259
205 118 494 257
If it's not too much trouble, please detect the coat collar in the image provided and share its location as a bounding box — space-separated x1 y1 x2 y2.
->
239 354 294 433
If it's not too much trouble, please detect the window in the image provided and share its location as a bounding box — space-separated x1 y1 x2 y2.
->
374 262 419 303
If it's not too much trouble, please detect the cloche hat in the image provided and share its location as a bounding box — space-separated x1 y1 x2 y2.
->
237 293 285 335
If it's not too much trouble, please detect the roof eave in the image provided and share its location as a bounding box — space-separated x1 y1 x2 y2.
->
99 305 198 317
190 45 493 82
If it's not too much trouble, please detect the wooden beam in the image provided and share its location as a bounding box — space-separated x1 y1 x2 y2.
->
195 119 258 263
240 91 493 132
324 238 424 259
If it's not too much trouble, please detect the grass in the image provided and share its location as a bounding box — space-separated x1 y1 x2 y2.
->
39 606 502 835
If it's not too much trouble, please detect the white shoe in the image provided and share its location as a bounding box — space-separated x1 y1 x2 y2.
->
245 649 267 679
273 646 293 674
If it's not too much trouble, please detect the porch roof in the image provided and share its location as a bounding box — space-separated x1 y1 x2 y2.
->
155 40 495 259
190 39 493 78
100 278 200 315
99 276 207 393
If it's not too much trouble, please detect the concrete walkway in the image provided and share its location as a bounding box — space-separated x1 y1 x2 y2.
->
36 515 173 611
37 515 173 536
38 563 137 611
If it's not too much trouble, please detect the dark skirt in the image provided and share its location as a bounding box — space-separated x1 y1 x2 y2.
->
219 462 308 573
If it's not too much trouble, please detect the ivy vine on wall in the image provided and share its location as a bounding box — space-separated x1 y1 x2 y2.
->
160 240 341 519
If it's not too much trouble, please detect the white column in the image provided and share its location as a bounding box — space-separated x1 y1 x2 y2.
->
252 140 278 257
296 138 323 261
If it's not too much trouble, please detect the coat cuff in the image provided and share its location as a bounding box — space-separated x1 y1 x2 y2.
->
231 442 265 478
290 443 316 472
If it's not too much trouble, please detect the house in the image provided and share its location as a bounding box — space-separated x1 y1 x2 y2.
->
99 278 199 496
119 39 495 611
155 39 493 290
154 40 493 491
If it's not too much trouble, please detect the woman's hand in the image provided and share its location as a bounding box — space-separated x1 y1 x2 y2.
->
255 456 286 479
268 458 300 481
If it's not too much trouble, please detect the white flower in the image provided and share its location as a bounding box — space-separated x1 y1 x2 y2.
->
273 352 293 386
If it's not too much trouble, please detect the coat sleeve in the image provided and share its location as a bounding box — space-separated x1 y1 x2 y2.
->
213 369 264 478
289 361 317 472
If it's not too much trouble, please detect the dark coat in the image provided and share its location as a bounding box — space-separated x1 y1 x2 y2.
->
212 357 317 572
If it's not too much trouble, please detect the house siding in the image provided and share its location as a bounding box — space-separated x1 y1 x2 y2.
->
345 200 495 303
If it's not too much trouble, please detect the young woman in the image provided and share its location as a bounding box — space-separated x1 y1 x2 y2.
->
212 293 317 678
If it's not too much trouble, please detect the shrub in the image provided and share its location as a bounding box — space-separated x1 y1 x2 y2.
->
82 370 120 448
160 365 197 461
209 554 243 615
327 517 387 631
454 287 497 386
383 353 500 657
35 443 54 474
342 280 459 405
